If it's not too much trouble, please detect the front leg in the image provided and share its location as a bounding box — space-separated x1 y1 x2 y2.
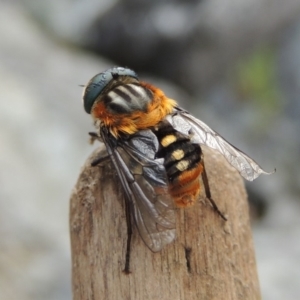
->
88 132 110 166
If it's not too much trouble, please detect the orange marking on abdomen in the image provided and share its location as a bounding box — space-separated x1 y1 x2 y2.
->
169 163 203 207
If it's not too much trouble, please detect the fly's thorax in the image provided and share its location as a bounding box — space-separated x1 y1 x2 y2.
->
100 83 153 114
91 81 177 137
91 78 152 115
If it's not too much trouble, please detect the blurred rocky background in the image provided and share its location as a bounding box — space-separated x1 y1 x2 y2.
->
1 0 300 299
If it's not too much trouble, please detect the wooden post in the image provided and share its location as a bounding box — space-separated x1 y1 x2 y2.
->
70 145 261 300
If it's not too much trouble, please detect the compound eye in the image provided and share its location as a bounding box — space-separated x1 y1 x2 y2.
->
82 67 138 114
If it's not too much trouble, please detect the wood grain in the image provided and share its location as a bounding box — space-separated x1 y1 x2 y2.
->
70 145 261 300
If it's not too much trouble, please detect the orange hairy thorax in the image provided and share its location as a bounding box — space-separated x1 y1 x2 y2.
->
91 82 177 137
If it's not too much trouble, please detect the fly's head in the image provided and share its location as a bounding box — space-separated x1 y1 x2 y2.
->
82 67 139 115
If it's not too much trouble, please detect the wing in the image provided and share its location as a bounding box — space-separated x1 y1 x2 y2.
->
166 108 274 181
101 128 176 252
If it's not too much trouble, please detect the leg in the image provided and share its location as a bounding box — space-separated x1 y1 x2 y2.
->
89 131 101 145
201 161 227 221
91 154 110 167
99 129 134 274
88 132 110 166
123 193 132 274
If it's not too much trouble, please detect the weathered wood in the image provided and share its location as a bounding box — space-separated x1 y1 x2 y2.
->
70 144 260 300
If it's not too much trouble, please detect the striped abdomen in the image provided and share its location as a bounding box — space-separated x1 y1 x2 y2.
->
154 120 203 207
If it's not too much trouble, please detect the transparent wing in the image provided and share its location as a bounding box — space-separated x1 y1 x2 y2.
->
102 128 176 252
166 108 274 181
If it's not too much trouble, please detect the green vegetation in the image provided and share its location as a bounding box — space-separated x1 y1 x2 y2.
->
234 46 283 128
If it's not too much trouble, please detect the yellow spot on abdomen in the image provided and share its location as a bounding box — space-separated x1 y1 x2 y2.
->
161 134 177 147
176 160 189 171
171 149 185 161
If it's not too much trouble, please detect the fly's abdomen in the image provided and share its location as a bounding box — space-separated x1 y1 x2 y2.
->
154 121 203 207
